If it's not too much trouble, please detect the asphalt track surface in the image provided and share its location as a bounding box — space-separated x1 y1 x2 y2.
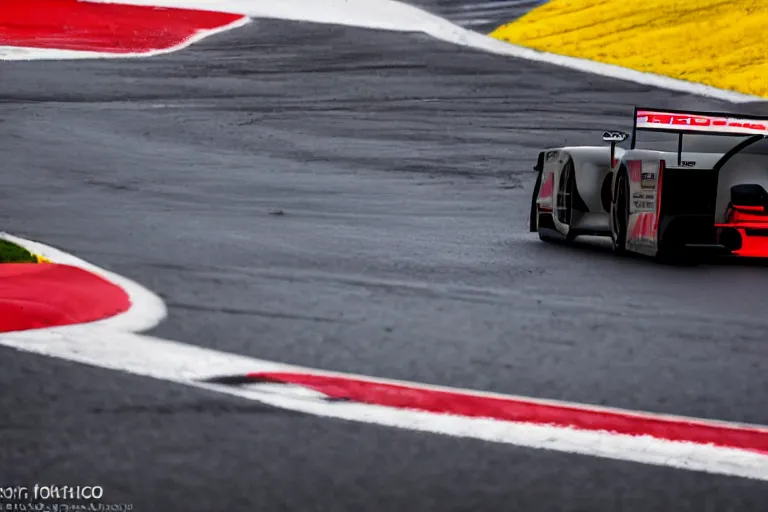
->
428 0 547 31
2 15 768 512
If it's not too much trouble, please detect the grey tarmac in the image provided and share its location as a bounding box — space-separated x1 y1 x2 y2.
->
1 16 767 512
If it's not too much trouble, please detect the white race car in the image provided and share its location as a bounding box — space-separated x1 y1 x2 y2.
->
529 107 768 259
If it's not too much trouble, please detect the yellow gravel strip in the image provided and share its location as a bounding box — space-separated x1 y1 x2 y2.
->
489 0 768 98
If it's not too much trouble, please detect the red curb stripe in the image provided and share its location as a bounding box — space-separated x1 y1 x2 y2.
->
0 263 131 332
0 0 245 54
248 372 768 455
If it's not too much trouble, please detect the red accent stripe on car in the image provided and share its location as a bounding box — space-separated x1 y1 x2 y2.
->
539 172 554 200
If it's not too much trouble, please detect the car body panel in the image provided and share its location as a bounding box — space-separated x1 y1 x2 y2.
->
536 146 622 237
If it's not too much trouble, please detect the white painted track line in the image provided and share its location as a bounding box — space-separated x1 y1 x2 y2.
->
1 234 768 481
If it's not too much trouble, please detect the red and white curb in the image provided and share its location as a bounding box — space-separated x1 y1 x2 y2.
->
0 0 761 103
0 0 249 60
0 233 166 332
1 234 767 481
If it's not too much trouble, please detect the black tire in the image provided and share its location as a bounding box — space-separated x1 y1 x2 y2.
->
559 160 578 242
610 170 629 254
654 217 691 263
529 169 543 233
656 234 692 264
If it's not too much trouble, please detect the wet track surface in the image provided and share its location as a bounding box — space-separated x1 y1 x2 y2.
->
2 14 768 512
428 0 547 31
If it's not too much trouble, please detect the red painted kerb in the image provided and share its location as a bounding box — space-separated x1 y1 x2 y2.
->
0 263 131 332
249 372 768 456
0 0 245 54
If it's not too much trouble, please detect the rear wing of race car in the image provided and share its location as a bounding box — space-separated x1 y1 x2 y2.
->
630 107 768 166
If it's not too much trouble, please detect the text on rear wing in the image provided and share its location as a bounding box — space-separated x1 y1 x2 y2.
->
636 110 768 136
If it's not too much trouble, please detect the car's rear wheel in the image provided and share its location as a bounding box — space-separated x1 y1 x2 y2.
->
655 227 693 264
610 169 629 254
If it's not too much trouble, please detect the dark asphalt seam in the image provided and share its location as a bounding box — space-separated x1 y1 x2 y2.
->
89 400 296 416
166 301 351 323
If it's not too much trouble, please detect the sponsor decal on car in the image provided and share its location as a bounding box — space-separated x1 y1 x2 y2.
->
633 200 654 210
641 171 656 189
632 191 656 211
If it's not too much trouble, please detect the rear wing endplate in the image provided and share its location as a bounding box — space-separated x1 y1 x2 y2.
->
630 107 768 166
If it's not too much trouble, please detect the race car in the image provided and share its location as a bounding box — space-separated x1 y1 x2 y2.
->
529 107 768 259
